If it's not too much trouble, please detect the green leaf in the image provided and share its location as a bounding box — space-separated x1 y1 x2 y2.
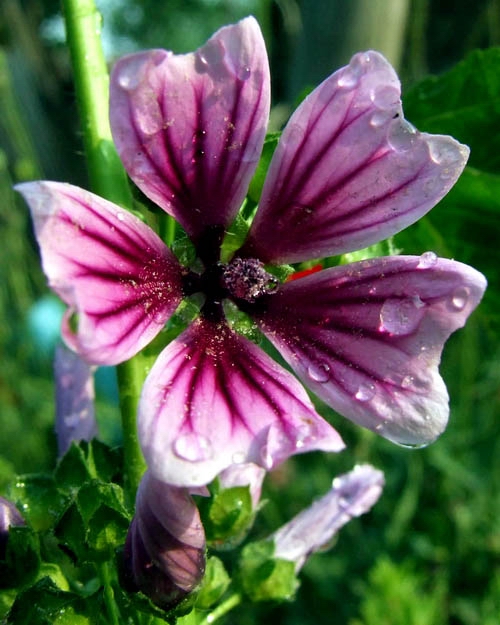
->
5 577 86 625
55 480 130 563
54 444 96 493
238 540 299 603
0 526 40 589
404 47 500 175
7 474 68 532
54 441 124 494
195 556 231 609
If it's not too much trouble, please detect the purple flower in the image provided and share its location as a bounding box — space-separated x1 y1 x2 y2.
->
54 343 98 456
272 464 384 572
16 18 486 486
123 471 206 610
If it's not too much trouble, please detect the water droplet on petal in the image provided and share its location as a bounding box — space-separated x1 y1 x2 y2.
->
239 66 251 81
379 298 424 335
449 286 469 311
370 85 400 111
337 71 358 89
117 66 140 90
294 421 316 449
307 362 330 383
369 110 392 128
401 375 414 389
396 440 430 450
417 251 438 269
232 451 245 464
387 119 417 152
116 212 126 222
427 137 461 166
355 382 376 402
173 433 213 462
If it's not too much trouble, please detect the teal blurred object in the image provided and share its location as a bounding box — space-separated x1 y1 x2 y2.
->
26 294 65 355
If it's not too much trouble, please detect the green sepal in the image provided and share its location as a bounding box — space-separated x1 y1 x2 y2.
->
238 540 299 603
200 486 254 547
195 556 231 609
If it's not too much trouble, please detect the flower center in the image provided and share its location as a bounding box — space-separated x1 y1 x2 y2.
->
182 256 278 321
222 257 278 303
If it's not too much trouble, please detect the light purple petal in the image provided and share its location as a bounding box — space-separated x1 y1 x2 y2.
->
110 17 270 243
253 256 487 446
16 181 183 365
273 464 384 571
54 343 98 456
138 318 344 487
241 51 469 264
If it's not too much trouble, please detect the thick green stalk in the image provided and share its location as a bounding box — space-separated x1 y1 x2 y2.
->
61 0 146 502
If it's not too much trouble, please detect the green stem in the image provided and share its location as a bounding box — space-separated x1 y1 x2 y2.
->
61 0 131 205
198 593 242 625
99 561 121 625
116 357 148 504
61 0 146 503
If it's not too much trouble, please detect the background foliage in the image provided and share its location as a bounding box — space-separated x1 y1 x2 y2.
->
1 1 499 624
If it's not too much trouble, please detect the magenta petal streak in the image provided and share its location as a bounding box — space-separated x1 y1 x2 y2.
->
242 51 469 264
139 318 344 486
110 17 270 242
254 256 486 446
16 182 183 365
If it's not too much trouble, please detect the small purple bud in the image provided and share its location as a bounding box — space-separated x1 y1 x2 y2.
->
122 471 206 611
272 464 384 571
0 497 25 560
218 462 266 509
54 344 98 456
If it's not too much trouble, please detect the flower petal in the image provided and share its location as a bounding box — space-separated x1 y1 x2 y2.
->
54 344 98 456
110 17 270 243
138 318 344 487
253 256 486 446
241 51 469 264
16 182 183 365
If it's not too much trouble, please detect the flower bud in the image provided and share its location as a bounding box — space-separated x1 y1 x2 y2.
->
0 497 25 560
54 344 98 456
273 464 384 571
122 471 206 611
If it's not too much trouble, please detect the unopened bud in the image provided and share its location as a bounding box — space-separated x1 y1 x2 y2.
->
273 464 384 571
122 471 206 611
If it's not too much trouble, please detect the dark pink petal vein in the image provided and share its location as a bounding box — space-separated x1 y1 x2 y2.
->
110 17 270 243
16 182 183 365
253 255 486 446
138 317 344 486
241 51 469 264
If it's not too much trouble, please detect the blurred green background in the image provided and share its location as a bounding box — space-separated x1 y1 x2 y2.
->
1 1 499 624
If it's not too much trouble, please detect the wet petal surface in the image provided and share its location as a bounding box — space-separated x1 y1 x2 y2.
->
16 182 183 365
110 17 270 243
241 51 469 264
139 317 344 486
253 256 487 446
